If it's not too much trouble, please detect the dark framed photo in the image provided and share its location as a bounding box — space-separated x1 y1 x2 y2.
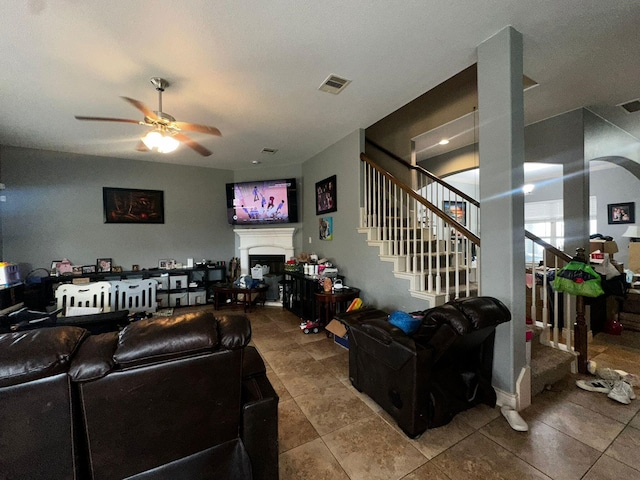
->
97 258 112 273
103 187 164 224
316 175 337 215
443 200 467 226
82 265 96 274
608 202 635 224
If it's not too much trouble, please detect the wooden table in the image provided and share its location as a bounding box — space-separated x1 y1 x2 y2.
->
315 287 360 327
213 283 268 312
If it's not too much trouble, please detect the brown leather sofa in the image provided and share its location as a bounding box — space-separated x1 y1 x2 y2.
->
0 311 278 480
337 296 511 438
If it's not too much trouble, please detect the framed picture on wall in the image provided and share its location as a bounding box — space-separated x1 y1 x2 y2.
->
607 202 635 224
319 216 333 240
443 200 467 226
316 175 337 215
103 187 164 224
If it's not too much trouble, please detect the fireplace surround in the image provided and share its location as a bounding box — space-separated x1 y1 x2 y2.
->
234 228 295 276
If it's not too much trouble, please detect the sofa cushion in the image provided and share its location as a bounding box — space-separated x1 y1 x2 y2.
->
69 331 119 381
114 312 219 368
451 297 511 330
0 326 88 387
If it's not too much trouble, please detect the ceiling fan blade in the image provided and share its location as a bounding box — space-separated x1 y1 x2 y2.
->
136 140 149 152
174 122 222 136
75 116 141 124
173 132 212 157
121 97 159 121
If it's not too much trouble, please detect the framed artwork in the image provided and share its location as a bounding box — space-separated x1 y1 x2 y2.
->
316 175 337 215
319 216 333 241
103 187 164 224
112 266 123 273
159 259 176 269
607 202 635 225
443 200 466 226
82 265 96 274
96 258 112 273
72 266 83 275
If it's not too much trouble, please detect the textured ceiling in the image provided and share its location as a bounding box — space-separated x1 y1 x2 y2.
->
1 0 639 171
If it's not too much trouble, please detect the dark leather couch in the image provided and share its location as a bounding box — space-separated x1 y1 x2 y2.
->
337 296 511 438
0 311 278 480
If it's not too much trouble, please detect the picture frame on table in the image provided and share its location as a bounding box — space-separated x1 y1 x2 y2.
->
96 258 112 273
607 202 635 225
316 175 337 215
159 259 176 270
82 265 96 274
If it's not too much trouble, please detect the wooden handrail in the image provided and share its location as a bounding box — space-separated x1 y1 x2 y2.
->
524 230 572 263
365 137 480 208
361 153 480 245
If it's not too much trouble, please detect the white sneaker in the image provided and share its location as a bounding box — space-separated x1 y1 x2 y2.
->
576 378 613 393
607 381 633 405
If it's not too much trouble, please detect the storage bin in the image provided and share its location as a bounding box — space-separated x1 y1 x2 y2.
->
170 275 188 290
156 292 169 309
169 291 188 307
188 289 207 306
154 275 170 291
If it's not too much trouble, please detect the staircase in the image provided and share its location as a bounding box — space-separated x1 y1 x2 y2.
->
358 143 589 394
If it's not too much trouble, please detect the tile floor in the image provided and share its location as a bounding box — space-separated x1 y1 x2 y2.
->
241 306 640 480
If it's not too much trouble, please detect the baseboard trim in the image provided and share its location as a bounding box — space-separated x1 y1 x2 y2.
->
495 365 531 411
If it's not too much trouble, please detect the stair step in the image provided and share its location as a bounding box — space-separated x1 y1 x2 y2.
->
619 312 640 332
530 341 574 397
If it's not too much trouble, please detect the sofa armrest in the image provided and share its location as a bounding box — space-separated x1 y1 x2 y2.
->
348 319 417 371
216 314 252 350
241 374 279 480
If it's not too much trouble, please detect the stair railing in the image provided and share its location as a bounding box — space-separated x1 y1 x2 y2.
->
525 231 586 370
361 152 479 301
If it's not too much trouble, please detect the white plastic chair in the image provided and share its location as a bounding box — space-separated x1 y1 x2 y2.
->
110 279 157 314
55 281 113 314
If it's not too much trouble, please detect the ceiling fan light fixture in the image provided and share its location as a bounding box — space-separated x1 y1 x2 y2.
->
142 130 179 153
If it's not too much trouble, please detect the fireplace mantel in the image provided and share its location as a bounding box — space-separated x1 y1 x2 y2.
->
234 228 295 275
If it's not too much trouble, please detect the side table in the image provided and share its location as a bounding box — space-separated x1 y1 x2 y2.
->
213 283 268 312
315 287 360 327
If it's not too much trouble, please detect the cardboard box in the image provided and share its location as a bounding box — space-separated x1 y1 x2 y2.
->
325 319 349 349
629 243 640 273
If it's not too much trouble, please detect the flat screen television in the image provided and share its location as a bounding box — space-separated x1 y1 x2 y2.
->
226 178 298 225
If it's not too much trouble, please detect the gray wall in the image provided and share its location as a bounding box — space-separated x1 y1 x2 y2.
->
1 146 235 276
301 129 428 313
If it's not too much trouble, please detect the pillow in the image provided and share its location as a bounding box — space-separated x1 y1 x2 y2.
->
388 310 421 335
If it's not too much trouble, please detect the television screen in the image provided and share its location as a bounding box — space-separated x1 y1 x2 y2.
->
226 178 298 225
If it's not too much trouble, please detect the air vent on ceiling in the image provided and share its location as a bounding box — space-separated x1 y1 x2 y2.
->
620 99 640 114
318 74 352 95
261 148 278 155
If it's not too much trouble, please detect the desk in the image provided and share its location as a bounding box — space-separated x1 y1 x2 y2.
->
213 284 268 312
315 288 360 327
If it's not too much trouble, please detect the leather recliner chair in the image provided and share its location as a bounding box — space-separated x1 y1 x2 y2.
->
338 296 511 438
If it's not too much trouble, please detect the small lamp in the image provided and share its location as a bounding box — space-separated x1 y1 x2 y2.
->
622 225 640 242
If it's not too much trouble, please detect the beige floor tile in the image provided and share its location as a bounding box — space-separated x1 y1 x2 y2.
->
555 374 640 424
408 415 476 460
261 345 314 375
294 382 374 435
481 417 600 479
455 403 501 430
322 415 427 480
279 437 350 480
630 409 640 429
277 360 341 397
401 461 453 480
339 378 384 413
431 431 551 480
604 424 640 471
583 453 640 479
278 398 319 453
301 335 346 360
522 390 625 451
320 350 350 381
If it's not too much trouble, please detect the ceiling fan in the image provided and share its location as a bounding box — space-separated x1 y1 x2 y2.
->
75 77 221 156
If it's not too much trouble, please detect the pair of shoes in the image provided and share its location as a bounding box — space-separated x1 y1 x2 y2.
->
587 361 640 387
608 381 636 404
576 378 614 393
